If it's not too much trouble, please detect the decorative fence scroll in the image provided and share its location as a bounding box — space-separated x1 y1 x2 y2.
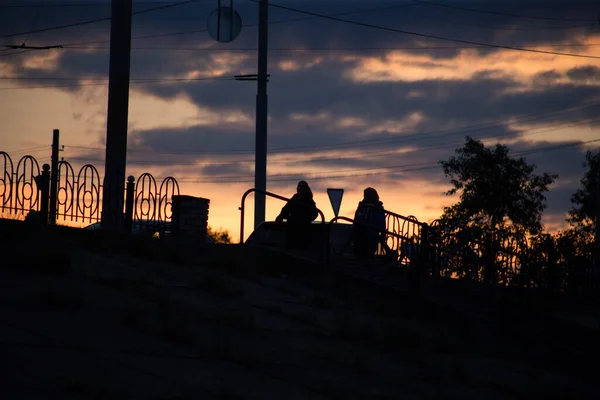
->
0 153 42 215
0 151 180 229
133 172 179 230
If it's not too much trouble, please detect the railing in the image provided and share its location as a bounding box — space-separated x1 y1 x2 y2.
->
236 187 593 296
326 215 416 265
0 151 179 231
427 222 525 284
238 188 325 244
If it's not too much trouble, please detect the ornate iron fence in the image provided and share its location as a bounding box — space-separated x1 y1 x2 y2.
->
0 151 179 230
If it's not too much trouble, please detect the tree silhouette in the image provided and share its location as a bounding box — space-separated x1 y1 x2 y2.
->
208 226 232 244
568 150 600 234
434 137 559 285
440 137 557 237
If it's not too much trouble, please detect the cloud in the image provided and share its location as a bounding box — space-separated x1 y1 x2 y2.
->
566 65 600 82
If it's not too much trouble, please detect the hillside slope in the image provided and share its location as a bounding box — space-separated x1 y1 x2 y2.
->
0 223 597 399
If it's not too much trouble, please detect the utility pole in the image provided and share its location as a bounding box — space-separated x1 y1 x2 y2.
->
254 0 269 230
101 0 133 231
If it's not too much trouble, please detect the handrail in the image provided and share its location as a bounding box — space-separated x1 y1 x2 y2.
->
361 203 427 227
326 215 414 265
239 188 326 244
329 215 413 243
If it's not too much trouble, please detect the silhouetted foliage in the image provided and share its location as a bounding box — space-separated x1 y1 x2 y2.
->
208 226 232 244
568 150 600 234
440 137 557 237
554 228 593 292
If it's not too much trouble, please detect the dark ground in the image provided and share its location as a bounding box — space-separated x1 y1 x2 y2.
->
0 219 598 399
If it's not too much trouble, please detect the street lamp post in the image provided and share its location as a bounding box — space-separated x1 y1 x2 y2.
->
254 0 269 230
102 0 133 231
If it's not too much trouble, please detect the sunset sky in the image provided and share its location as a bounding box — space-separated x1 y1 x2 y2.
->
1 0 600 240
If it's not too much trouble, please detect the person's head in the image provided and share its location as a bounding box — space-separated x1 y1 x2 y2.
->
297 180 311 196
363 187 379 203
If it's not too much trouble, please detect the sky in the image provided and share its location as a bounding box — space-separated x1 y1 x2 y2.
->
1 0 600 241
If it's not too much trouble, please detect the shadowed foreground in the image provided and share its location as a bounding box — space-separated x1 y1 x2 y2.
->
0 221 597 399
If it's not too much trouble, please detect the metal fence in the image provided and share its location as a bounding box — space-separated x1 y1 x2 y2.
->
0 151 179 231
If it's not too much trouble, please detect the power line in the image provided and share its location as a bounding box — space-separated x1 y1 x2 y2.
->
51 1 444 48
2 1 595 51
62 98 600 160
283 115 600 166
0 75 238 90
0 0 203 40
409 0 598 23
63 116 600 177
169 138 600 184
1 145 49 154
65 113 600 167
142 137 600 184
410 13 595 31
254 109 600 155
62 119 600 183
56 43 600 52
21 0 44 46
515 138 600 156
0 48 36 57
44 138 600 189
0 1 190 7
43 1 598 51
0 75 237 81
252 0 600 60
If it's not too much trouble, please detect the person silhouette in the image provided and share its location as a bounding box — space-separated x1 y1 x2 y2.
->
352 187 387 259
275 180 319 251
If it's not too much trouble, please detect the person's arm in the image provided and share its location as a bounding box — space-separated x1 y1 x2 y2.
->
308 199 319 221
276 194 295 222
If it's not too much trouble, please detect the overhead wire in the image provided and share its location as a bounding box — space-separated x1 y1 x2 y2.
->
1 0 597 54
0 75 238 90
405 11 595 31
0 48 36 57
0 0 204 40
1 1 598 183
247 0 600 60
170 138 600 184
55 43 600 52
0 1 192 7
137 138 600 184
20 0 44 46
408 0 597 23
62 118 600 183
64 110 600 168
2 1 594 55
64 117 600 178
61 98 600 161
49 1 438 49
1 145 50 155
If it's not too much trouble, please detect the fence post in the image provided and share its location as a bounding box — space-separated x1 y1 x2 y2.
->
419 223 429 272
49 129 59 225
410 223 429 289
36 164 50 225
429 227 440 277
321 222 331 266
124 175 135 233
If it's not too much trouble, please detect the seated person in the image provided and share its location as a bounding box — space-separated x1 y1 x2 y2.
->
275 180 319 250
353 187 387 259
